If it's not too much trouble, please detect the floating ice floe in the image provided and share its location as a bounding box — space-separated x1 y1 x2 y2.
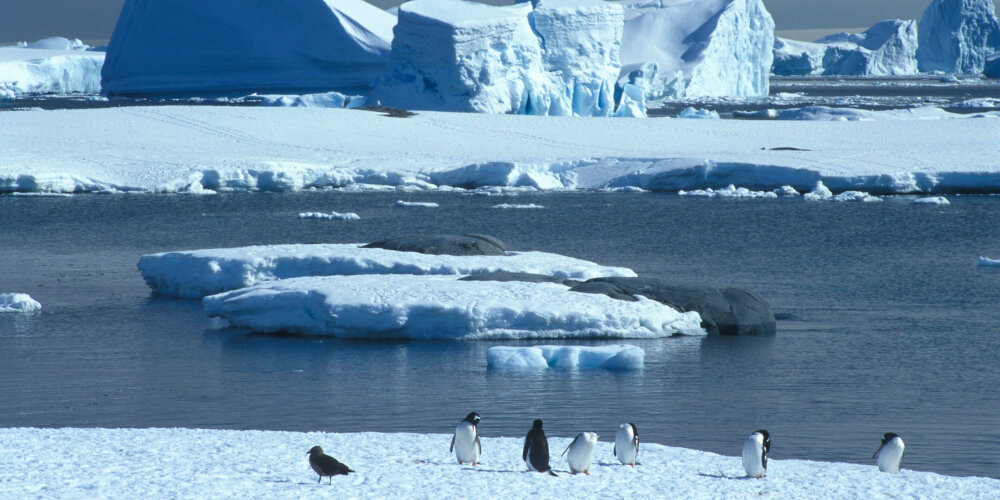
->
911 196 950 205
803 181 881 202
395 200 439 208
977 256 1000 266
138 243 636 298
677 107 720 119
203 275 704 338
492 203 545 209
917 0 1000 74
678 185 777 199
256 91 366 108
0 293 41 313
772 19 918 76
735 105 1000 121
486 344 644 370
297 211 360 220
101 0 395 96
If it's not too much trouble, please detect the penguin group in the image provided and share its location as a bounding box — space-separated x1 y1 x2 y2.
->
306 413 905 483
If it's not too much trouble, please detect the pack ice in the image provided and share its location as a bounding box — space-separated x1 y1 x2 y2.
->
486 344 646 369
100 0 395 96
772 20 918 76
137 243 636 299
617 0 774 100
202 275 705 339
917 0 1000 74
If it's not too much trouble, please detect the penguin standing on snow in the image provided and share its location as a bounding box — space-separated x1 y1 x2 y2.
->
742 429 770 478
523 419 557 476
563 431 599 475
614 423 639 466
874 432 905 473
450 411 482 465
307 446 354 484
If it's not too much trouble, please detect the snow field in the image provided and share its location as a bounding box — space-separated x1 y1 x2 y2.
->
0 428 996 499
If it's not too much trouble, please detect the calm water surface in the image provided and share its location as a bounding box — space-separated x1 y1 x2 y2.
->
1 192 998 478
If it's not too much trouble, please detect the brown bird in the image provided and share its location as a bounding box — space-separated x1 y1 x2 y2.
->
307 446 354 484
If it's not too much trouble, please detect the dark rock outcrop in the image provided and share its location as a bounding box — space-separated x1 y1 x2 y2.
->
569 277 775 336
363 234 508 256
459 272 581 287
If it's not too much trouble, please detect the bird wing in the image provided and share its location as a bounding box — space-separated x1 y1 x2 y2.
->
475 435 481 455
450 434 455 453
562 434 579 457
613 443 617 455
522 436 530 461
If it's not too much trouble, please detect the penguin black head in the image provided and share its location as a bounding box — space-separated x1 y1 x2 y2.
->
532 419 544 429
881 432 899 445
754 429 770 452
307 446 323 456
464 412 481 425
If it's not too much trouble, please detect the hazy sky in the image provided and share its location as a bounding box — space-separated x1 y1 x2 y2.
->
1 0 994 44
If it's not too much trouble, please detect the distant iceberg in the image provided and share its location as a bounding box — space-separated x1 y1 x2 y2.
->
0 44 104 96
617 0 774 100
0 293 41 313
101 0 396 96
773 20 918 76
917 0 1000 74
486 344 645 370
203 275 705 338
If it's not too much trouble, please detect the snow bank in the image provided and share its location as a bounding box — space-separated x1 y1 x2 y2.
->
2 428 997 499
486 344 645 369
297 211 360 220
101 0 396 96
917 0 1000 74
203 274 704 338
0 293 41 313
375 0 628 116
138 243 636 298
618 0 774 100
0 46 104 96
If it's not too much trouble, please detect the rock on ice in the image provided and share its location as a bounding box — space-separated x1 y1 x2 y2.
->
486 344 645 369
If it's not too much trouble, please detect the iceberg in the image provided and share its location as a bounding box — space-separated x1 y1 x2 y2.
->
617 0 774 100
773 20 918 76
202 274 705 338
137 243 636 298
0 293 41 313
101 0 396 96
771 37 826 76
256 91 366 108
912 196 951 205
917 0 1000 74
0 45 104 96
978 256 1000 266
985 51 1000 77
486 344 645 370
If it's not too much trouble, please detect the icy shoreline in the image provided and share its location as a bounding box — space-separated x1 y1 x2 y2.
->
2 106 998 195
0 427 995 499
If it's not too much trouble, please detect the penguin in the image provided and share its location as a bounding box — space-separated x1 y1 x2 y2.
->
523 419 557 476
873 432 905 473
449 411 482 465
307 446 353 484
741 429 770 478
614 423 639 466
562 431 599 475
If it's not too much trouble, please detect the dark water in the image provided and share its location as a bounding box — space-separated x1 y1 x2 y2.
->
1 192 999 478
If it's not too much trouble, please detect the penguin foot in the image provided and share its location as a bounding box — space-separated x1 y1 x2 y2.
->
584 470 590 475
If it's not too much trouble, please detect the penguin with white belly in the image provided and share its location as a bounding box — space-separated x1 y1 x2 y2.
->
742 429 770 478
523 419 557 476
563 431 599 475
614 423 639 466
450 412 482 465
873 432 905 473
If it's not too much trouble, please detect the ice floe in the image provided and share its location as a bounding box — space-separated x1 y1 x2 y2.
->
678 185 777 199
296 211 361 220
1 427 997 499
395 200 439 208
202 275 704 339
256 91 366 108
911 196 950 205
486 344 645 370
0 293 41 313
978 256 1000 266
492 203 545 209
138 243 636 298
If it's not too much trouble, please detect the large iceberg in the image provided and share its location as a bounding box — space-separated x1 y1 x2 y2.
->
984 51 1000 76
0 44 104 97
917 0 1000 74
202 275 705 339
486 344 645 370
101 0 396 96
773 20 918 76
138 243 636 298
374 0 626 116
617 0 774 100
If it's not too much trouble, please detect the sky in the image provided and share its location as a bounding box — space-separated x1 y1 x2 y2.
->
1 0 995 45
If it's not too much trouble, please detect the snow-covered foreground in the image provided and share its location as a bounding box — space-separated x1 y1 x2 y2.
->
0 428 995 499
2 106 999 195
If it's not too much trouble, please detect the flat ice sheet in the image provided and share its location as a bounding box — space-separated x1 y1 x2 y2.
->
139 244 636 298
486 344 645 370
0 428 995 498
202 275 704 339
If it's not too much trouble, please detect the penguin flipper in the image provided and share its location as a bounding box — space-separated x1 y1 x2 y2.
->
450 434 455 453
522 438 530 461
475 435 482 455
562 442 572 457
613 443 617 456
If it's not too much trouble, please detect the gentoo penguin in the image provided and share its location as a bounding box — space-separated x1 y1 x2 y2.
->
562 431 599 475
742 429 770 478
614 423 639 466
873 432 905 473
307 446 354 484
523 419 557 476
449 411 482 465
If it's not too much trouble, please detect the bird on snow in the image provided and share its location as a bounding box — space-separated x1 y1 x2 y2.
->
562 431 599 475
614 423 639 466
742 429 770 478
873 432 905 473
307 446 354 484
523 419 557 476
450 411 482 465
